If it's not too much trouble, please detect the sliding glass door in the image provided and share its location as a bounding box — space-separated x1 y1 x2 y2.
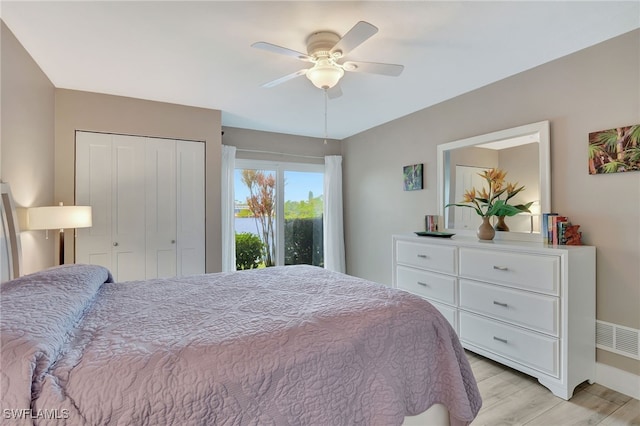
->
234 160 324 270
283 170 324 266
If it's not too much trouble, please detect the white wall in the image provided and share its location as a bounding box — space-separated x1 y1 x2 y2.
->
342 29 640 376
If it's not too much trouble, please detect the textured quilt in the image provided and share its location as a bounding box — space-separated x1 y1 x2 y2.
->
1 264 481 425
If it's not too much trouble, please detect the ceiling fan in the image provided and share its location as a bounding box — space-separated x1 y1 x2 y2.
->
252 21 404 98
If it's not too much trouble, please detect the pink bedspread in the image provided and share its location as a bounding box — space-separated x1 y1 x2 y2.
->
1 264 480 425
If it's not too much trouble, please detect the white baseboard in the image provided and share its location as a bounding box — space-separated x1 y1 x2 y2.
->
596 362 640 400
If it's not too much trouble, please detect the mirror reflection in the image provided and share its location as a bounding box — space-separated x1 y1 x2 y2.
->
437 121 550 239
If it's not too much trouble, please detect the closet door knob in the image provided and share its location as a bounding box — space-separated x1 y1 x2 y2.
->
113 242 119 247
171 240 176 244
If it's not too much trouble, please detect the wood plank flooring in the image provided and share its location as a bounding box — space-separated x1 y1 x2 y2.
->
404 351 640 426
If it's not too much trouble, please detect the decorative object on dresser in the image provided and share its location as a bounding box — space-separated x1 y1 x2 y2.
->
392 233 596 400
425 214 439 232
445 167 532 241
542 213 583 245
477 216 495 241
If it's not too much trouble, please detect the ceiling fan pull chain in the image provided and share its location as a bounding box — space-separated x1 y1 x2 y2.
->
324 89 328 144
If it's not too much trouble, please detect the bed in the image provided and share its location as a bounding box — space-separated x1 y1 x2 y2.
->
1 261 481 426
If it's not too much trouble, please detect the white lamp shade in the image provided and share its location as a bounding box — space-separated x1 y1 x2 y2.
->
27 205 92 230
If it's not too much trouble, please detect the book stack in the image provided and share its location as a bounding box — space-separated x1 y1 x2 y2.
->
542 213 582 245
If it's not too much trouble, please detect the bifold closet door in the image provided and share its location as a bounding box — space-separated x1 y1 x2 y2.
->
76 132 146 281
76 132 112 270
144 140 205 278
77 132 205 281
145 139 177 278
176 141 205 277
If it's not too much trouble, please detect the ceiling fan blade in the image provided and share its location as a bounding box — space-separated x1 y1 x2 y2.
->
326 84 343 99
261 69 308 88
330 21 378 56
342 61 404 77
251 42 313 62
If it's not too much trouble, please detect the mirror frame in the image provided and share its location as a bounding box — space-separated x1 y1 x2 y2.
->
437 120 551 241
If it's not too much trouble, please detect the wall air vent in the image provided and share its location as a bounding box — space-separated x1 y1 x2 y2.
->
596 320 640 360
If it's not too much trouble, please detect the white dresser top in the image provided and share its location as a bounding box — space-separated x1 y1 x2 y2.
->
394 233 594 255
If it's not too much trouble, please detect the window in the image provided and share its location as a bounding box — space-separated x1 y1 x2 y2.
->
234 159 324 270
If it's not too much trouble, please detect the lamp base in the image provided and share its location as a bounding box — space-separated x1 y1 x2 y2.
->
59 229 64 265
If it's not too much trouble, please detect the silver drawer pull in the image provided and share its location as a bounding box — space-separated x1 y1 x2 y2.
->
417 281 429 287
493 265 509 271
417 254 428 259
493 301 508 308
493 336 508 344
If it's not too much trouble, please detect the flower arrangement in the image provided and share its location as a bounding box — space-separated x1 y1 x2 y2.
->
446 168 532 217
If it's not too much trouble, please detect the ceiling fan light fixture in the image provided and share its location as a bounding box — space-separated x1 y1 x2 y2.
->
306 59 344 89
253 21 402 93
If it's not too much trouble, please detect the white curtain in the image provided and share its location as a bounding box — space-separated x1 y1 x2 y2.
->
221 145 236 272
323 155 346 273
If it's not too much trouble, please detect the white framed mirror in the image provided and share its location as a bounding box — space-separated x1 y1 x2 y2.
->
437 121 550 241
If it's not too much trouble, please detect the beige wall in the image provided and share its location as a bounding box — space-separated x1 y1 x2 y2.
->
0 22 56 274
342 29 640 375
54 90 222 273
222 126 341 162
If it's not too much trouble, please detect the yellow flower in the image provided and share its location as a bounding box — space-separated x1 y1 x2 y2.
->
462 188 476 203
479 168 506 183
478 187 490 200
445 167 531 218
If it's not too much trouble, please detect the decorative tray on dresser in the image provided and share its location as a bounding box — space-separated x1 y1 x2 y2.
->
392 233 596 400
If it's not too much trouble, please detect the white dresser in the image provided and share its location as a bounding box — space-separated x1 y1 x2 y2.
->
392 234 596 400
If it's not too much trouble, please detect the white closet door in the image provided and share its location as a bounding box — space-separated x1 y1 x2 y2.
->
76 132 113 270
111 135 146 281
176 141 205 276
145 138 177 279
77 132 204 281
454 165 486 231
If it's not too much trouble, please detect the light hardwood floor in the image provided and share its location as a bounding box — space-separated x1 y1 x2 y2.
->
405 351 640 426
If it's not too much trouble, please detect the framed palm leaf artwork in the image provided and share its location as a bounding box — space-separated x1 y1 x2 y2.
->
403 163 423 191
589 124 640 174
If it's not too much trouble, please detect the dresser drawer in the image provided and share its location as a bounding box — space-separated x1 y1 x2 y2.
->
397 265 456 305
459 279 559 336
396 241 456 275
459 248 559 295
429 300 458 332
460 312 559 377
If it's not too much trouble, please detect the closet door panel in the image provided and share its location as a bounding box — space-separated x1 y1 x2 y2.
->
76 132 113 271
176 141 205 276
112 135 146 281
145 139 177 279
77 132 205 281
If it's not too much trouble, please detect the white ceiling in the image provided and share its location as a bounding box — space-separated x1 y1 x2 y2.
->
2 1 639 140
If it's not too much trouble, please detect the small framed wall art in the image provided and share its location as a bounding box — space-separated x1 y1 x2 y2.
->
588 124 640 174
403 163 423 191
